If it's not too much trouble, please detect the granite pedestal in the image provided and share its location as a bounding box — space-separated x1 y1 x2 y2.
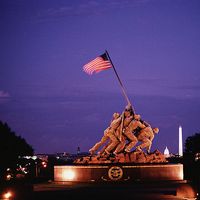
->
54 164 183 182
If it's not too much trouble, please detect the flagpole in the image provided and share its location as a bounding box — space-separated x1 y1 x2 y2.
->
105 50 131 106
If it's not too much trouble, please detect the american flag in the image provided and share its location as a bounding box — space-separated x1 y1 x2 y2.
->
83 53 112 75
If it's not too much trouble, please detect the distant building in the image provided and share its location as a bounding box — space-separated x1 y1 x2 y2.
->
36 154 48 162
164 146 170 158
77 146 80 154
179 125 183 157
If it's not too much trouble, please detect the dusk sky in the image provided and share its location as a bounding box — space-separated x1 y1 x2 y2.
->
1 0 200 154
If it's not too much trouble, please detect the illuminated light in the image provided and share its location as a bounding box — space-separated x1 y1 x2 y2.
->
62 170 76 181
32 156 37 160
42 161 47 168
3 191 12 199
178 167 184 180
6 174 12 180
24 156 31 159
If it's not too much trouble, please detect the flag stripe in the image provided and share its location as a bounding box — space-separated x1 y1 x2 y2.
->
85 65 111 75
84 61 111 73
83 53 112 75
84 59 110 69
84 64 112 74
84 59 111 72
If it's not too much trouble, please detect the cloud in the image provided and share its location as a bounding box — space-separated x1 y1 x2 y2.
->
0 90 10 104
0 90 10 98
83 113 101 123
34 0 152 22
126 77 200 98
174 85 200 91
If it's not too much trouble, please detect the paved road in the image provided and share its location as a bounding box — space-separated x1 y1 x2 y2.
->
33 180 197 200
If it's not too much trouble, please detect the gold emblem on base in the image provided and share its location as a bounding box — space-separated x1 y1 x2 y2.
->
108 166 123 181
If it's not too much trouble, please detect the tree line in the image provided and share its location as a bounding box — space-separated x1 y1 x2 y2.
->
0 121 34 171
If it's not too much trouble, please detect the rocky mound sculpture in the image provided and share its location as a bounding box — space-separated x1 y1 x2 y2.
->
74 149 167 164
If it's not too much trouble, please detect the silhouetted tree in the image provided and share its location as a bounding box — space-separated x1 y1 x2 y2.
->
184 133 200 193
185 133 200 154
0 121 34 170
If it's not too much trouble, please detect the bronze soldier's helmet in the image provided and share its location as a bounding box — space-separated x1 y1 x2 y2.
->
125 104 132 111
153 127 159 134
113 112 120 119
134 114 141 120
125 104 135 115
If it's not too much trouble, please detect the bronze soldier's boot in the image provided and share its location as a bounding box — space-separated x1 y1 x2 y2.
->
136 146 142 152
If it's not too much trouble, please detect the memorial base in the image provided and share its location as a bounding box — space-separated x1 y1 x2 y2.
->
54 164 183 182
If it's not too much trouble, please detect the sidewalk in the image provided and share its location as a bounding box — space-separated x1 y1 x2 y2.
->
33 180 198 200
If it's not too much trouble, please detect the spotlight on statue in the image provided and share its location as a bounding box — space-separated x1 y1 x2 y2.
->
62 170 76 181
3 191 13 199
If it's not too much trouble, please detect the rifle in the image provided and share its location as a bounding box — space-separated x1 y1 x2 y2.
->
118 111 125 142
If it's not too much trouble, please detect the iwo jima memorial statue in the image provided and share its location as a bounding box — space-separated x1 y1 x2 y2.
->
54 51 183 182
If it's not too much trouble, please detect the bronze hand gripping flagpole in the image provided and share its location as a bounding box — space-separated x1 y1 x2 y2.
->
105 50 134 141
